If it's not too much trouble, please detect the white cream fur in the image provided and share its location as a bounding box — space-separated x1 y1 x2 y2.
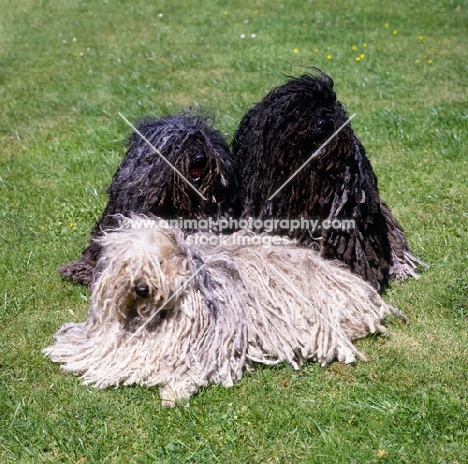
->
44 221 407 406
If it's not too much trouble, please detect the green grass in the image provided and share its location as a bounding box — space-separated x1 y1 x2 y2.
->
1 0 467 462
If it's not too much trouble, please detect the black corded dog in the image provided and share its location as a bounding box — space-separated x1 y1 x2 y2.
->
233 71 425 290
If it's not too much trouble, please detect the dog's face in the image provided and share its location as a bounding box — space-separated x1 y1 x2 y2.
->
170 130 239 212
234 73 353 168
93 228 189 328
187 143 208 188
110 114 239 220
269 75 350 162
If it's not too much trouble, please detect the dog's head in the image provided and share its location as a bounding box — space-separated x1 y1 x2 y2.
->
171 124 234 197
91 225 190 329
233 71 363 217
234 71 352 165
117 113 240 218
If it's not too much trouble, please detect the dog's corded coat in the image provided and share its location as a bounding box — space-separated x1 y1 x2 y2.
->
45 220 407 406
232 71 426 290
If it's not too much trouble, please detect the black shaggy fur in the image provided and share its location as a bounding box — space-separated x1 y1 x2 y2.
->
233 71 425 290
60 112 240 287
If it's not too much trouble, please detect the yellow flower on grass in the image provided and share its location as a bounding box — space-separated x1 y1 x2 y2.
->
360 53 365 58
351 45 357 50
428 59 432 64
418 35 424 40
294 48 299 53
327 54 332 60
69 222 75 228
384 23 389 28
356 56 361 62
224 10 229 14
393 29 398 35
416 59 421 63
363 43 367 47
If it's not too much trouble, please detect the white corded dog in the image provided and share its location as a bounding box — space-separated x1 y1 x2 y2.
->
45 218 407 406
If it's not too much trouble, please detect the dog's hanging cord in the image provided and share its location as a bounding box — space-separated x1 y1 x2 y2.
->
268 262 366 361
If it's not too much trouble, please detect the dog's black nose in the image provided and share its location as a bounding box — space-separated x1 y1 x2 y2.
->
192 152 207 164
134 283 150 298
315 119 329 131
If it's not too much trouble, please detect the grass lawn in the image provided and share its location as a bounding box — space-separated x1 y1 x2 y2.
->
1 0 467 462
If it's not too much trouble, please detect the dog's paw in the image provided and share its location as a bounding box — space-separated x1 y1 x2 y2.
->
161 397 177 408
160 383 193 408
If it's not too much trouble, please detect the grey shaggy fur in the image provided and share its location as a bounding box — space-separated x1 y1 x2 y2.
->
233 71 426 290
45 218 407 406
59 112 240 287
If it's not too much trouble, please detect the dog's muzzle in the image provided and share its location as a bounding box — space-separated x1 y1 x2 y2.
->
189 152 207 185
